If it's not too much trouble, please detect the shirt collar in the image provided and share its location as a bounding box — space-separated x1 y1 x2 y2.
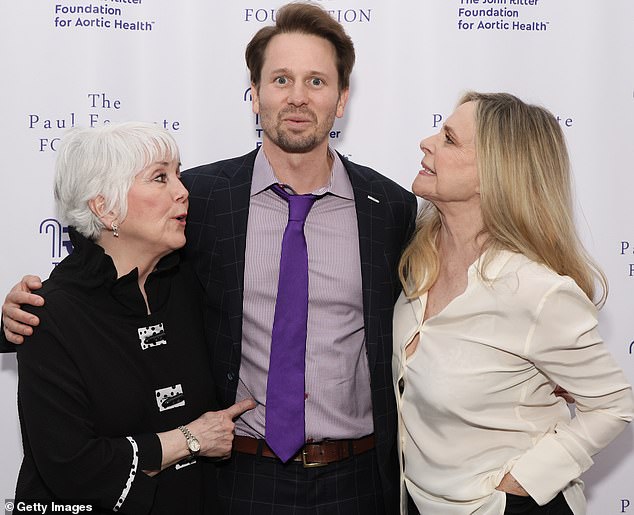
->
250 147 354 200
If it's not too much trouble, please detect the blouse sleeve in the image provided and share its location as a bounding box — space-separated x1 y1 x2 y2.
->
17 306 161 514
510 278 634 505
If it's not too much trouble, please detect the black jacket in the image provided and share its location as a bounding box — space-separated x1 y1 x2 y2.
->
15 229 217 514
182 149 417 513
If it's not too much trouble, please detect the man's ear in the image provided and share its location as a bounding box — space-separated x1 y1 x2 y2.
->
251 83 260 115
336 88 350 119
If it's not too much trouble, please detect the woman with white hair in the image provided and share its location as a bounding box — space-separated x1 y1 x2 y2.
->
15 122 254 513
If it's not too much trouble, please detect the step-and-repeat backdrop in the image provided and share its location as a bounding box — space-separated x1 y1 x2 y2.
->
1 1 632 512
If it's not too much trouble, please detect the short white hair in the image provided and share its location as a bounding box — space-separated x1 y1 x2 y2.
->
54 122 180 239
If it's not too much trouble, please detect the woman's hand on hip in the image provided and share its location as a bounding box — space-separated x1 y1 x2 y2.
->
496 472 529 496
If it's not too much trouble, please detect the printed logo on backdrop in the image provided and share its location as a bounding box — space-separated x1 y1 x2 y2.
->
29 92 181 152
53 1 155 31
428 111 574 129
619 241 634 279
243 88 343 149
39 218 72 267
244 4 372 23
456 0 550 32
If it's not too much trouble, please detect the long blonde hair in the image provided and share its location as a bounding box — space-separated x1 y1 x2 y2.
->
399 92 607 305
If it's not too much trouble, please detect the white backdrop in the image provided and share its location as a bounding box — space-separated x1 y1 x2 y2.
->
1 1 633 512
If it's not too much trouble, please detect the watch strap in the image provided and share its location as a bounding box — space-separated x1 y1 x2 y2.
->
177 425 200 457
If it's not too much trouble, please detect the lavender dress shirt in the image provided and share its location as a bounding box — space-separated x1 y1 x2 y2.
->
235 148 373 442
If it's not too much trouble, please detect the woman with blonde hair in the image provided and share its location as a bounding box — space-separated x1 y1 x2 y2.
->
393 92 634 514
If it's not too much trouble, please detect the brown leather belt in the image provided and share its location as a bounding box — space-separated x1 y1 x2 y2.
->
232 434 375 468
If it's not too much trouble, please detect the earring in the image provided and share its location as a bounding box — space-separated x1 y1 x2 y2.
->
111 222 119 238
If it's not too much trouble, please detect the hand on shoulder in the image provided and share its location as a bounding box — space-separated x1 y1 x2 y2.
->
2 275 44 344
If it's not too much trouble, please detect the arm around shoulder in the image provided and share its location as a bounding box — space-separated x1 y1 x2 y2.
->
1 275 45 347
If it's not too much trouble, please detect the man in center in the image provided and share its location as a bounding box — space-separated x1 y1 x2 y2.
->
182 3 416 513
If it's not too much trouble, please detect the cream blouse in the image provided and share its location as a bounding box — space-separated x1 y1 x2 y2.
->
392 250 634 515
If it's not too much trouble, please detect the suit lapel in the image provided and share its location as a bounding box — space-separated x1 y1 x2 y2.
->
214 150 258 348
343 157 386 373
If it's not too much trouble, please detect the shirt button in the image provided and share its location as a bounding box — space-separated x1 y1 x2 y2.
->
398 378 405 394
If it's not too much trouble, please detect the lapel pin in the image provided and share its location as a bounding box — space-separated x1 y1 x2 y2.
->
367 195 380 204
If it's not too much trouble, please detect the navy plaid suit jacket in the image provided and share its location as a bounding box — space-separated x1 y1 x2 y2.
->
181 149 417 513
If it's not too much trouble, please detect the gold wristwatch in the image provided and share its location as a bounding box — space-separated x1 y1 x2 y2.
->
178 425 201 458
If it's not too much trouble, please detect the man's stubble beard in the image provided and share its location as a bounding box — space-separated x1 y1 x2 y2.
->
260 106 337 154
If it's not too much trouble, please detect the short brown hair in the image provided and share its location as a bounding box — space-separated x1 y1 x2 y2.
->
245 2 355 91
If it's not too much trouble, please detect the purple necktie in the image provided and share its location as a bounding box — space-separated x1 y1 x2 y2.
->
265 183 317 462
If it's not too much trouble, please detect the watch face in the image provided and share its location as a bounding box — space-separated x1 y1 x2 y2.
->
190 439 201 453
